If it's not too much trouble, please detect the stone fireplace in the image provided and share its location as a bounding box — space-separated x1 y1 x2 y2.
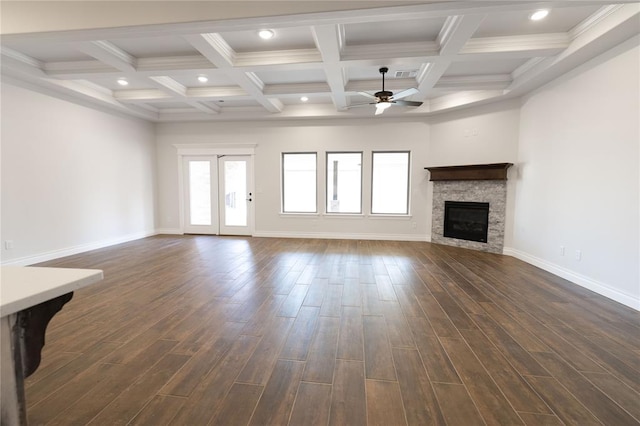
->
426 163 513 254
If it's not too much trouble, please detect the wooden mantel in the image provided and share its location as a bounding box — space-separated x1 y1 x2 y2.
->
425 163 513 181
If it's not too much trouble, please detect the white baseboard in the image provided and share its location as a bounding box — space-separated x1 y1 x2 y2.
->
155 228 184 235
253 230 429 242
1 230 157 266
503 247 639 311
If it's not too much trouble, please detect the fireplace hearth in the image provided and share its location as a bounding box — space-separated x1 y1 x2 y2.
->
444 201 489 243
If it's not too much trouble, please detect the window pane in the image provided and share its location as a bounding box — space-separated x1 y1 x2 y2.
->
327 152 362 214
224 160 247 226
372 152 410 214
283 153 317 213
189 160 212 225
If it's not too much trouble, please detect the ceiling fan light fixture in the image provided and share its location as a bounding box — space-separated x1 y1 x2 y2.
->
258 29 275 40
376 102 392 111
530 9 549 21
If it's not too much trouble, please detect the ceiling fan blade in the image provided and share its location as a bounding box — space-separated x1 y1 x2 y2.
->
394 100 423 107
357 91 378 100
347 102 374 109
391 88 419 100
375 102 392 115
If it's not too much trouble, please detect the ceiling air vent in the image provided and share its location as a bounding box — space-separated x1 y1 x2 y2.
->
394 70 418 78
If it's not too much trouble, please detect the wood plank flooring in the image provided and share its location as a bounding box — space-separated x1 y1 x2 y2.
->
25 235 640 425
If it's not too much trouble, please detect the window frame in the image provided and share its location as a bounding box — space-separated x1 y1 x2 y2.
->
281 152 318 214
370 150 411 215
325 151 363 215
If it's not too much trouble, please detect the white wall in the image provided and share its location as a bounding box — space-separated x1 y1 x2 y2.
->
1 82 157 265
156 118 432 240
512 41 640 309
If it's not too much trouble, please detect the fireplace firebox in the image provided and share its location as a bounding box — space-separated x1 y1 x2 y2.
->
443 201 489 243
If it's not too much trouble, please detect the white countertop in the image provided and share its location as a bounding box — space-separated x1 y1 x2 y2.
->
0 266 103 317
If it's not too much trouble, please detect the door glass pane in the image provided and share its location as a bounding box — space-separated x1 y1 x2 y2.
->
189 161 211 225
224 160 247 226
326 152 362 213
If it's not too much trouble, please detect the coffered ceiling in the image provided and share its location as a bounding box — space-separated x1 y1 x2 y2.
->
2 1 638 122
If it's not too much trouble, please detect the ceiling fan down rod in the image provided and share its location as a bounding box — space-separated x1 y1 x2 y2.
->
379 67 388 93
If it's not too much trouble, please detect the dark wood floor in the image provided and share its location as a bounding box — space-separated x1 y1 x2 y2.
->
25 235 640 425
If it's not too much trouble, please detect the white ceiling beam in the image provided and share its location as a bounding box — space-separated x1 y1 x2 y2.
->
5 71 157 120
41 33 566 80
185 33 284 113
187 86 249 99
414 13 486 100
235 49 322 67
148 76 220 114
460 33 570 55
312 24 348 110
76 40 137 73
345 78 421 93
138 55 216 72
44 55 216 79
149 76 187 97
1 47 47 78
507 3 639 95
44 60 117 77
2 47 157 121
189 102 221 114
114 89 174 102
438 14 486 56
416 61 453 99
264 82 331 96
341 41 439 62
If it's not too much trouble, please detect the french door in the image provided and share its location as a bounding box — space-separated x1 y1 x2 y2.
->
183 155 253 236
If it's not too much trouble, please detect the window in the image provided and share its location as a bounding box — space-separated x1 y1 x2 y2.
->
326 152 362 214
371 151 410 214
282 153 317 213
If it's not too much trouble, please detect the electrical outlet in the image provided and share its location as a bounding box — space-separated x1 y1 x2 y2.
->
5 240 14 250
575 250 582 261
560 246 565 256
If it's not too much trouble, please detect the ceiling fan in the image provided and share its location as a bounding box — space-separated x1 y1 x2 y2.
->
352 67 423 115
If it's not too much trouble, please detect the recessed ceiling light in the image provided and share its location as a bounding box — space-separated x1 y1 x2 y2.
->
117 78 128 86
300 96 309 102
530 9 549 21
258 29 275 40
197 75 208 83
